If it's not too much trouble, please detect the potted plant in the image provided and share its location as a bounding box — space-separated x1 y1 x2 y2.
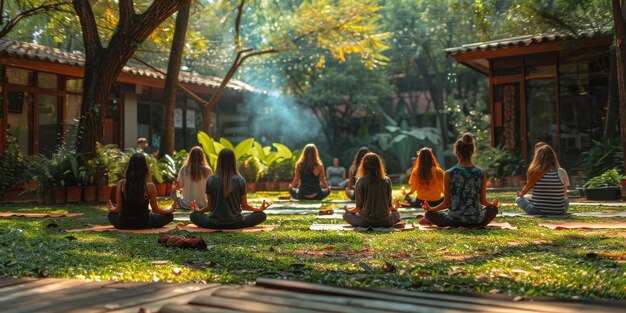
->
239 156 261 192
0 135 33 203
501 150 524 187
583 168 624 201
266 156 296 190
88 143 126 203
79 167 97 202
159 154 179 196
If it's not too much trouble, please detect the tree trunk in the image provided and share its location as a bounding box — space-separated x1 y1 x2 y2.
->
77 54 124 155
612 0 626 174
73 0 184 154
605 46 619 139
159 0 191 159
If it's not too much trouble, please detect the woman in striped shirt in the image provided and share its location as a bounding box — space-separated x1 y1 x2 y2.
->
515 145 570 215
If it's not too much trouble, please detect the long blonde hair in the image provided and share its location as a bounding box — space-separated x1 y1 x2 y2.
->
183 146 211 182
296 144 323 174
527 145 559 178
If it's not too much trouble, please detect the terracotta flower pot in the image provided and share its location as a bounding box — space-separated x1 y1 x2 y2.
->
83 186 97 202
278 182 290 191
66 186 82 203
165 183 173 195
621 179 626 199
97 185 113 203
53 188 66 204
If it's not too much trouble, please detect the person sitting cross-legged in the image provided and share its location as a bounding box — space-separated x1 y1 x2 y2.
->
343 152 400 228
402 147 445 208
515 144 570 215
288 144 331 200
422 133 499 227
107 153 176 229
190 149 270 229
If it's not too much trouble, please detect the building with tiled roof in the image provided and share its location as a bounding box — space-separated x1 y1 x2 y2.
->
445 30 612 180
0 39 260 155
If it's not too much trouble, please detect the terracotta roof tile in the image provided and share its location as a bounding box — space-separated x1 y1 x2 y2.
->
0 39 260 93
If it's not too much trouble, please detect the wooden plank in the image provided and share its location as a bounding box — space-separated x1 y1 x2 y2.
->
222 286 459 313
88 283 219 313
158 303 246 313
0 278 70 300
210 287 443 313
189 296 322 313
0 282 114 313
254 278 587 313
7 282 170 313
368 287 626 313
0 278 37 289
0 278 94 308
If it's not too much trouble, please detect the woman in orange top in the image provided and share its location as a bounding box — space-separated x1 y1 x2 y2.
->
402 147 445 207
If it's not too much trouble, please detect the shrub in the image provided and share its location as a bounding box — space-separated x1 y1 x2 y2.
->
582 139 623 180
583 168 624 189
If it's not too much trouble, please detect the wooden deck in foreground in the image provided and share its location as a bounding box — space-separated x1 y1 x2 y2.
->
0 277 623 313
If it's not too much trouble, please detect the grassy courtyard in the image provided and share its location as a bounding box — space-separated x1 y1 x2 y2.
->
0 188 624 300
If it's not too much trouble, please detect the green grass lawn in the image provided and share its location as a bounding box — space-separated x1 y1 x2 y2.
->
0 188 624 300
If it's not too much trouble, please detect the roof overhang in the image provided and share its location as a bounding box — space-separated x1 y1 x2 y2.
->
445 31 612 75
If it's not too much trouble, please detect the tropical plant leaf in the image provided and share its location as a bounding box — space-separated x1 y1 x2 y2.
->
219 137 235 151
235 138 255 160
273 143 293 160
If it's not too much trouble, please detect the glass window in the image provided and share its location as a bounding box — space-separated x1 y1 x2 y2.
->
37 72 58 90
65 95 82 150
525 79 558 152
559 57 608 170
7 67 32 86
107 98 119 120
492 58 522 76
7 92 31 155
66 79 84 93
38 95 60 156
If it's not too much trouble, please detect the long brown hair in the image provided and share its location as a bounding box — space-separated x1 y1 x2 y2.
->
296 144 323 174
454 133 475 161
356 153 387 185
215 149 239 197
124 153 150 204
183 146 211 181
415 148 436 185
527 145 559 178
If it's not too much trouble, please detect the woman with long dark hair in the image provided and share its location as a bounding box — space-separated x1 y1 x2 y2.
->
345 147 370 200
423 133 499 227
107 153 176 229
288 144 330 200
190 149 270 229
402 147 445 207
173 146 213 210
343 152 400 227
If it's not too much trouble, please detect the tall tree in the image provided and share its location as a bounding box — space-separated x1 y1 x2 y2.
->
197 0 390 133
612 0 626 174
159 0 191 158
72 0 185 154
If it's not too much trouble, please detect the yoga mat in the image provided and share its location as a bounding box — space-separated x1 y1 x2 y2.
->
539 222 626 230
0 212 83 218
176 224 278 233
269 203 322 209
66 225 175 233
316 213 423 220
499 212 570 218
573 212 626 217
322 199 355 204
309 223 414 232
417 222 518 230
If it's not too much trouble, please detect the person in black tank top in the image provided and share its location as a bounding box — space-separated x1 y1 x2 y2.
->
107 153 176 229
288 144 331 200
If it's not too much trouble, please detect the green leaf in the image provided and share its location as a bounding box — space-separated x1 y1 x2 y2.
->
273 143 293 160
219 137 235 151
234 138 255 160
